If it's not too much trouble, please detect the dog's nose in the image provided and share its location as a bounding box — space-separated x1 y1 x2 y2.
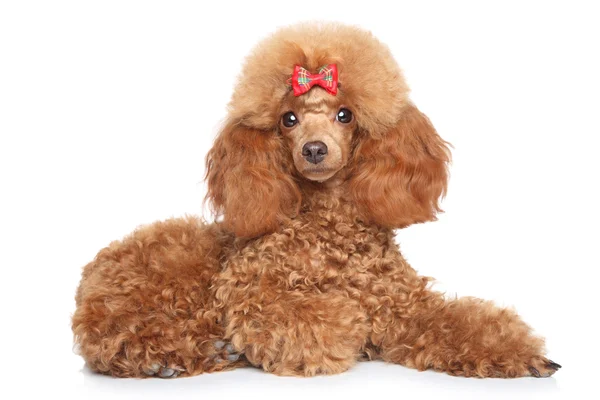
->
302 141 328 164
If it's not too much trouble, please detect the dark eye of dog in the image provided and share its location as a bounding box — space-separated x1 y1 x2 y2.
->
336 108 353 123
282 112 298 128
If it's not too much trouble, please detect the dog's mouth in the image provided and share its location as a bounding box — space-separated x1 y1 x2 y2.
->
300 166 341 182
303 166 335 174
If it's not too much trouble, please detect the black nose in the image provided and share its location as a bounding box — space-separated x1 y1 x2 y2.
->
302 141 328 164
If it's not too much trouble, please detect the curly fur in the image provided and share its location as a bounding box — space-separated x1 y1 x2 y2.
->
72 22 558 379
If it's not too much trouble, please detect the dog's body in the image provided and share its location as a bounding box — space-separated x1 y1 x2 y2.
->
73 23 559 379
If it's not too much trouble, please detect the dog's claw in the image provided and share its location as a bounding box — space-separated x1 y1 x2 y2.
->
214 340 226 350
548 360 562 370
143 363 161 376
529 367 541 378
212 339 244 364
158 367 176 378
143 363 181 378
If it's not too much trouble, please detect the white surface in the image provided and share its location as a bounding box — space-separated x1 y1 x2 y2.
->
1 1 598 399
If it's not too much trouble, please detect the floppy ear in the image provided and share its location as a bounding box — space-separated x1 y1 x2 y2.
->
205 121 301 238
348 103 451 229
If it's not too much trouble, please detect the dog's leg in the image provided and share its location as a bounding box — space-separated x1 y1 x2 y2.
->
72 217 246 377
219 291 369 377
375 290 560 378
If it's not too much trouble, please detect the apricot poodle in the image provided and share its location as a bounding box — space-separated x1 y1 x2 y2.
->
72 22 560 379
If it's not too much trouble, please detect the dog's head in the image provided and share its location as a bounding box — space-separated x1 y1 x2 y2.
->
206 23 450 238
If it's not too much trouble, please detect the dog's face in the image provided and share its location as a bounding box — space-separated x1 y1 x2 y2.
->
205 23 451 238
279 89 355 182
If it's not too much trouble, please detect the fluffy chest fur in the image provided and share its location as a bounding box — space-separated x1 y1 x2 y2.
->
216 191 396 293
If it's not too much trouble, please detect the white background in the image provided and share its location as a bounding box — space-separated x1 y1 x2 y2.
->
1 1 598 399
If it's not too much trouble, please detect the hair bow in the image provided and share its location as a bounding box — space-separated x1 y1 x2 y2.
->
290 64 338 96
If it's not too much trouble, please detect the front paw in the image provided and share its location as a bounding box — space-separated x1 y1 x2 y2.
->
228 294 369 376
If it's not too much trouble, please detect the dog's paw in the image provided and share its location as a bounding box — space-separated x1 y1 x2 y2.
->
527 357 562 378
213 340 243 363
143 363 184 378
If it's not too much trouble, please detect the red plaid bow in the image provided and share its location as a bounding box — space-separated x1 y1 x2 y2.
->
291 64 338 96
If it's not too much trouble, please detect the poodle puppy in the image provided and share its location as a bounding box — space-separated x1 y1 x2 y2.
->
72 22 560 379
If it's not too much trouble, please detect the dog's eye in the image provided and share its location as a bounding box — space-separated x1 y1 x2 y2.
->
281 112 298 128
336 108 353 123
